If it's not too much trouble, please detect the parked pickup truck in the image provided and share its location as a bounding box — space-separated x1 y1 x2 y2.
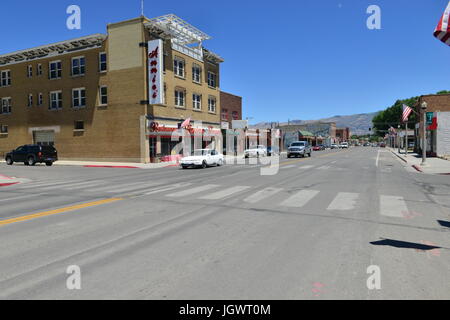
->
5 144 58 166
287 141 312 158
180 149 224 169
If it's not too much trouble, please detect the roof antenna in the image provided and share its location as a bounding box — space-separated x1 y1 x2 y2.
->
140 0 144 17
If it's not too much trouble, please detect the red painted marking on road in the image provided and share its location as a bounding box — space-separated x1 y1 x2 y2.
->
84 165 139 169
401 210 423 219
164 164 179 168
0 182 18 187
312 282 325 297
412 165 423 172
0 174 12 179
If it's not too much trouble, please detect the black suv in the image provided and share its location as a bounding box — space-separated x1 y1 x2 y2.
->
5 145 58 166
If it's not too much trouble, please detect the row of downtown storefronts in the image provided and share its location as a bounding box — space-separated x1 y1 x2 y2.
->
145 118 284 162
144 117 338 163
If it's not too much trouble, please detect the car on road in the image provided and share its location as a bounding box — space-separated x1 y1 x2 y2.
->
379 142 386 148
339 142 349 149
5 144 58 166
244 145 267 158
331 144 339 149
180 149 224 169
313 145 325 151
287 141 311 158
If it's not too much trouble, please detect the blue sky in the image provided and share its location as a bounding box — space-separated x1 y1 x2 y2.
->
1 0 449 124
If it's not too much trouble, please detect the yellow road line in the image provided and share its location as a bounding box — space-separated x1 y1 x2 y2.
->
0 198 123 227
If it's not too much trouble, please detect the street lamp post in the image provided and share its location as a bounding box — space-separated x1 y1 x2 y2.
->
421 101 428 166
397 125 401 154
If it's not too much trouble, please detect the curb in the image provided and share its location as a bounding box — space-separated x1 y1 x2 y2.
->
0 182 18 187
412 164 423 172
389 149 408 163
84 165 140 169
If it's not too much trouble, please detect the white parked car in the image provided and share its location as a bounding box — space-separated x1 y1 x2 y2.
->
244 145 267 158
340 142 349 149
180 149 224 169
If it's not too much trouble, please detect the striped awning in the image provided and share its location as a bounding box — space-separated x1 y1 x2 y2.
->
434 1 450 46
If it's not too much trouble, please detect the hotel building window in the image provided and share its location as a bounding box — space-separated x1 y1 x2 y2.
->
99 86 108 105
28 94 33 107
175 89 185 107
208 96 216 113
72 56 85 76
192 64 201 83
174 57 185 78
49 61 62 79
37 64 43 76
49 91 62 110
74 120 85 131
193 93 202 110
1 97 12 114
27 65 33 78
232 111 239 120
0 125 8 134
38 93 43 106
99 52 107 72
72 88 86 108
207 71 216 88
1 70 11 87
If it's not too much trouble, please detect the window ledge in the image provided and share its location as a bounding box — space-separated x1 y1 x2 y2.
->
71 74 85 78
0 132 8 135
193 109 202 112
73 129 85 132
174 106 186 109
174 75 186 80
208 86 217 90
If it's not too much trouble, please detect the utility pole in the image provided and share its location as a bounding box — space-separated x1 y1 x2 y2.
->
421 101 428 166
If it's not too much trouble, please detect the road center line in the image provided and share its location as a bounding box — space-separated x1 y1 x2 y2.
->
0 198 123 227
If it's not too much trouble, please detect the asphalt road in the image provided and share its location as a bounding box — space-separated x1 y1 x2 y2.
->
0 147 449 299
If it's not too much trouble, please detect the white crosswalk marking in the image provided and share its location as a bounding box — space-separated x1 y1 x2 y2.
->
299 165 314 170
11 180 71 189
199 186 250 200
317 166 330 170
281 165 296 169
103 181 158 193
243 187 283 204
166 184 219 198
379 195 408 218
280 189 320 207
63 180 107 190
145 183 192 195
327 192 359 211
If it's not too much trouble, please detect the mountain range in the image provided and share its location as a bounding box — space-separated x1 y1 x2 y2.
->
250 111 380 135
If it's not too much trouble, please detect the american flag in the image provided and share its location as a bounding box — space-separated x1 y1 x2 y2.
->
402 104 413 122
434 1 450 46
180 117 191 128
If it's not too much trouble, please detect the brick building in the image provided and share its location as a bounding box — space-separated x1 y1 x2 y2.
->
414 94 450 157
0 15 226 163
220 91 242 129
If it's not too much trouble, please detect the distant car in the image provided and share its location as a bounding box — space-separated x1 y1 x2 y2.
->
5 144 58 166
379 142 386 148
331 144 339 149
313 145 325 151
363 142 371 147
180 149 223 169
244 145 267 158
266 146 279 156
287 141 312 158
340 142 349 149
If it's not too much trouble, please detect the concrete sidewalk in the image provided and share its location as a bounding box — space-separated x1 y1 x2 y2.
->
388 147 450 175
0 155 247 170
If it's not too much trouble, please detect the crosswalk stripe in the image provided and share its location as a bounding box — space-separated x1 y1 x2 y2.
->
10 180 70 189
281 165 296 169
68 181 108 190
327 192 359 211
317 166 330 170
299 165 314 170
380 195 408 218
243 187 283 204
145 183 192 195
280 189 320 207
166 184 220 198
199 186 250 200
103 181 158 193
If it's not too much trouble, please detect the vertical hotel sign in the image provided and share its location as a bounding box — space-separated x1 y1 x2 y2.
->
148 39 163 104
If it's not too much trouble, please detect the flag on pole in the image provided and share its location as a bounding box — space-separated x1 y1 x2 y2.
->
402 104 413 122
434 1 450 46
180 117 191 128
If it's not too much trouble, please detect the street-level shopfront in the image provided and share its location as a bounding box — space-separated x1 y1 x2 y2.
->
147 122 222 162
